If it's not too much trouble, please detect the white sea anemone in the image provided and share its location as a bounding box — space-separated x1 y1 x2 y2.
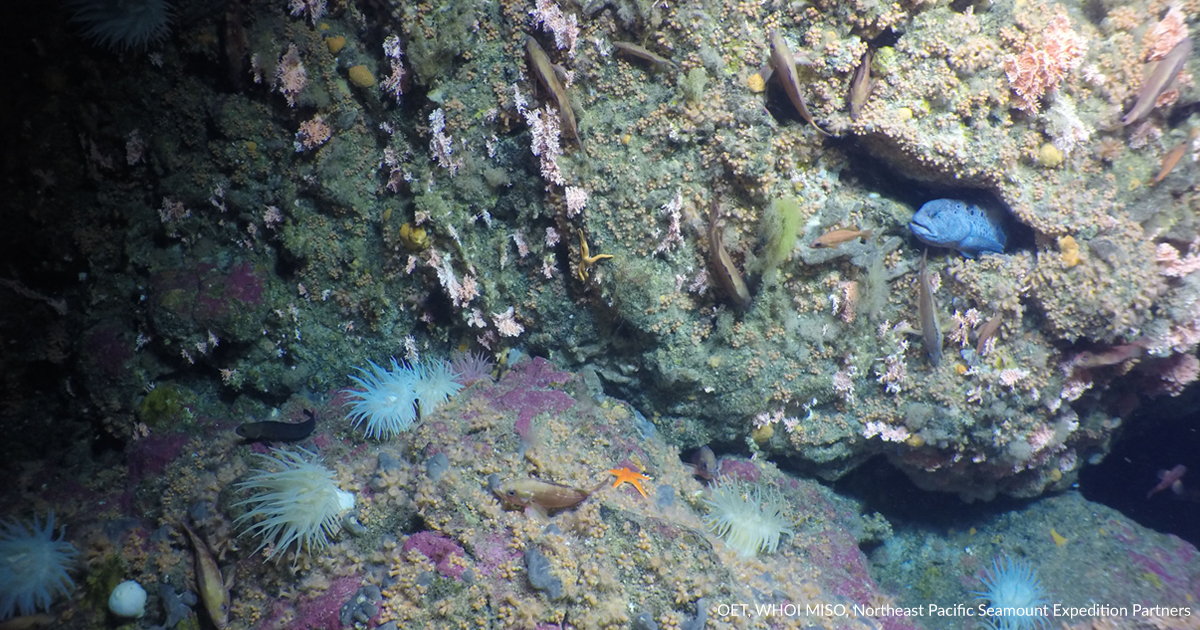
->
342 357 462 439
0 512 78 620
344 359 419 439
412 358 463 415
233 448 355 563
65 0 172 50
973 556 1050 630
701 480 794 557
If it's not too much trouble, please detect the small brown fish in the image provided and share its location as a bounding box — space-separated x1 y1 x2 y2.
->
811 227 872 249
612 41 677 70
707 198 752 309
1148 464 1186 499
768 30 831 136
1071 338 1149 369
975 313 1003 355
526 37 578 141
1153 141 1188 184
849 49 872 121
686 445 719 480
1123 37 1193 126
493 478 605 512
179 522 233 630
0 615 57 630
917 251 942 367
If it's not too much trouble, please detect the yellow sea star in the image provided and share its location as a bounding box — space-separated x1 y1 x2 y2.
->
577 229 612 281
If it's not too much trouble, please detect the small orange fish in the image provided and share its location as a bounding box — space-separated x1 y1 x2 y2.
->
1153 141 1187 184
975 313 1003 355
493 478 605 512
811 227 872 249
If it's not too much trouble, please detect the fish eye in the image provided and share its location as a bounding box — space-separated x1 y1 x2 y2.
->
505 488 516 496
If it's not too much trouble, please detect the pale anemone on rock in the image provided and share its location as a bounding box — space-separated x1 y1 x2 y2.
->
701 480 795 557
343 358 463 439
973 556 1050 630
233 448 355 563
0 512 77 620
64 0 172 50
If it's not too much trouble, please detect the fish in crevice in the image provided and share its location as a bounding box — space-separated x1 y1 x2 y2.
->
909 199 1008 258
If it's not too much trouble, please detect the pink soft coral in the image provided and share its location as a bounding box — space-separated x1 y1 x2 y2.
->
1003 8 1087 112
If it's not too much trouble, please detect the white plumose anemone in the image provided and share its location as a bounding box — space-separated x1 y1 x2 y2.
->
233 448 355 563
701 480 795 557
345 359 419 439
973 556 1050 630
343 357 463 439
0 512 77 620
412 358 463 415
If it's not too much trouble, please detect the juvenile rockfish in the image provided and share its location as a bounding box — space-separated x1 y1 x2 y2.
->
493 478 606 515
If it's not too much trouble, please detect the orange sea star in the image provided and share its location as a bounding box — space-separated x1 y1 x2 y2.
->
606 467 649 498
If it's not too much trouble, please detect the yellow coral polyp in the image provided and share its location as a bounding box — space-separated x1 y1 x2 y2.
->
1058 235 1080 267
1038 143 1063 168
751 423 773 444
747 73 766 93
399 223 429 251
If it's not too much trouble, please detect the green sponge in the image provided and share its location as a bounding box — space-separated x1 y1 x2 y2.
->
759 197 803 283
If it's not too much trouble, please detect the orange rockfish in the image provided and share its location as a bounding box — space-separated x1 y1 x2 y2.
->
493 478 605 514
810 227 872 249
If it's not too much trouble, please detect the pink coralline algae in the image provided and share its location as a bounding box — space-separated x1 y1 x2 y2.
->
474 532 521 578
1003 8 1087 112
718 459 761 483
259 576 360 630
126 432 190 485
222 262 266 305
194 262 265 321
492 358 576 437
155 261 265 326
84 324 133 378
402 531 468 579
